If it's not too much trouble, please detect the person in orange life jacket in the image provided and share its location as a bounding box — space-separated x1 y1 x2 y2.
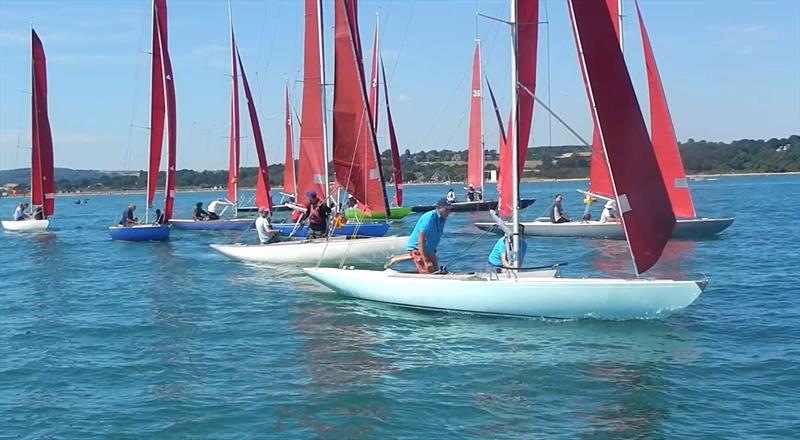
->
406 198 451 273
299 191 331 239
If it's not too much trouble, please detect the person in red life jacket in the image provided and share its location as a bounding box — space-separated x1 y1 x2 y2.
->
299 191 331 239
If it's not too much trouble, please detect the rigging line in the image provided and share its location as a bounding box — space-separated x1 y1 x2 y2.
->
443 105 470 148
387 0 415 86
416 63 471 148
441 226 492 269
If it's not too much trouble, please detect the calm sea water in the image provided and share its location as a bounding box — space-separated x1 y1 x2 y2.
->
1 175 798 438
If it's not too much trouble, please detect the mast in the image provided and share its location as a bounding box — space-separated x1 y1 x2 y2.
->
509 0 520 269
317 0 330 200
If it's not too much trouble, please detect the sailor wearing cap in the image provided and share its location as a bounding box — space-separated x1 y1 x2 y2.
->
600 200 620 223
406 198 452 273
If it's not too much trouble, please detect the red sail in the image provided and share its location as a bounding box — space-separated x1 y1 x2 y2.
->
497 113 512 217
296 0 327 206
30 30 55 217
380 59 403 206
498 0 538 218
368 22 379 133
635 2 696 219
238 52 272 212
569 0 675 275
157 4 177 221
332 0 389 215
227 27 240 204
283 84 296 196
581 2 620 198
466 40 483 191
147 0 167 209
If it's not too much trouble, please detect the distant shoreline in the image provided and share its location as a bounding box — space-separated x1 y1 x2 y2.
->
2 171 797 199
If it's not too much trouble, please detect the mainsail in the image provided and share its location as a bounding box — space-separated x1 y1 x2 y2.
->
498 0 538 218
466 40 484 193
569 0 675 274
283 84 297 196
30 29 55 217
227 14 241 206
380 58 403 206
635 1 696 219
147 0 167 211
332 0 389 215
155 0 177 221
237 52 273 212
296 0 328 206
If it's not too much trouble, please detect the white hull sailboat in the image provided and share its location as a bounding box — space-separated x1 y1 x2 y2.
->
304 267 705 320
211 235 408 267
302 0 708 320
475 217 734 239
1 219 50 232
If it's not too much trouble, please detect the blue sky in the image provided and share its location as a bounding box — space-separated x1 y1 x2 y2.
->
1 0 798 171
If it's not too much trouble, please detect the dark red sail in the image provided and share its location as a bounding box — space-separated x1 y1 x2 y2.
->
30 29 55 217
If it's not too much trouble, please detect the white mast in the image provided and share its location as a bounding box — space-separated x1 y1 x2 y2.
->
509 0 520 269
618 0 624 53
316 0 331 200
144 0 157 224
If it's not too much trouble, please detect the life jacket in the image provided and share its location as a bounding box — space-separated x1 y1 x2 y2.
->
308 202 324 226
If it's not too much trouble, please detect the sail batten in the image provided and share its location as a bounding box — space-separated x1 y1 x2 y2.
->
332 0 389 215
296 0 328 206
569 0 675 275
635 1 696 219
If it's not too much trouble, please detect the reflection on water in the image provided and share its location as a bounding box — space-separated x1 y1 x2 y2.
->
586 238 698 279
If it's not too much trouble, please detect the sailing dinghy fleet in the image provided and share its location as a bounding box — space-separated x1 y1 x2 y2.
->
5 0 736 320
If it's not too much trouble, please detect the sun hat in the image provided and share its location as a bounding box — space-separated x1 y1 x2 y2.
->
604 200 616 209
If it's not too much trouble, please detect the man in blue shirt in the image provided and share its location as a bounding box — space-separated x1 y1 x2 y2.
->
488 225 528 270
119 203 138 226
406 198 451 273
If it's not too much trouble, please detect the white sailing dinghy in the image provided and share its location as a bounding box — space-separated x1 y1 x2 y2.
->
304 0 707 320
3 30 55 233
476 0 732 239
211 0 408 267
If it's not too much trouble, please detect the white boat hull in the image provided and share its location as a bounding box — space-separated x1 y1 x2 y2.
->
1 219 50 232
302 267 706 320
211 235 409 267
475 217 734 239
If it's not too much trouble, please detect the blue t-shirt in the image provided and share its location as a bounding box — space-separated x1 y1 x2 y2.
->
406 210 446 255
488 237 528 267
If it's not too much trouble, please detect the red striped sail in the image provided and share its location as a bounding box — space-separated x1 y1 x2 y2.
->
368 20 379 133
635 1 696 219
296 0 327 206
227 25 240 204
380 58 403 206
466 40 483 191
569 0 675 274
30 29 55 217
238 53 272 212
283 84 297 196
498 0 538 218
332 0 389 215
147 0 167 210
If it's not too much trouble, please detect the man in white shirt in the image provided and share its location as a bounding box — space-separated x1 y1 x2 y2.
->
600 200 620 223
13 203 29 221
207 199 229 220
255 208 280 244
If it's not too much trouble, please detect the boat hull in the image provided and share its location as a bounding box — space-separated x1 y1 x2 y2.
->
108 224 171 242
474 217 734 239
1 219 50 232
272 222 390 238
169 218 253 231
211 236 409 267
302 267 706 320
344 206 412 220
411 198 535 213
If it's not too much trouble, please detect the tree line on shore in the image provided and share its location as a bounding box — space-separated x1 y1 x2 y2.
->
2 135 797 193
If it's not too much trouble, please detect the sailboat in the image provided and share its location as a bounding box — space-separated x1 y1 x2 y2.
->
303 0 706 320
108 0 175 242
210 0 407 265
476 0 733 239
169 3 271 231
344 15 412 221
3 30 55 233
409 40 535 214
